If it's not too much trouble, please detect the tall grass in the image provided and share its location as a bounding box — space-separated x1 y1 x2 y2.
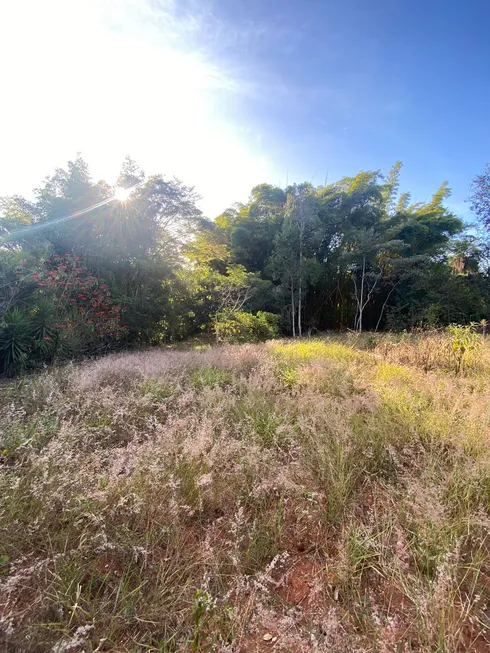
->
1 335 490 651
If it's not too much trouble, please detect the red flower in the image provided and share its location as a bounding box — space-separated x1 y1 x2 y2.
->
43 337 53 341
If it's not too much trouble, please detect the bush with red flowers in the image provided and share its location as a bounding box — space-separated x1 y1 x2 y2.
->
34 254 126 357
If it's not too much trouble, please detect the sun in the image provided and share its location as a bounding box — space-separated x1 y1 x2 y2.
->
113 187 131 202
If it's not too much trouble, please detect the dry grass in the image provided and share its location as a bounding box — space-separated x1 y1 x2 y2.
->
1 334 490 652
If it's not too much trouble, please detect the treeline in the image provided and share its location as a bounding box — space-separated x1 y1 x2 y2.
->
1 155 489 374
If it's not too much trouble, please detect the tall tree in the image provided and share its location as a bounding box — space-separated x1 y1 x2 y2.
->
283 183 320 336
268 219 301 336
117 156 145 189
381 161 402 217
469 163 490 235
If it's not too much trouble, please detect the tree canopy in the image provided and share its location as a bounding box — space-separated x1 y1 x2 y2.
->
1 155 489 375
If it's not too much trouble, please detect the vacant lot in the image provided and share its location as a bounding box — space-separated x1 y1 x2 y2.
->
1 334 490 652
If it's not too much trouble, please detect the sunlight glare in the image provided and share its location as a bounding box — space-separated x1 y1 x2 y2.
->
114 187 131 202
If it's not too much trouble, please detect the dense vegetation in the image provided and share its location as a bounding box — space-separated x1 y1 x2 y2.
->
1 333 490 651
2 159 490 651
1 156 490 375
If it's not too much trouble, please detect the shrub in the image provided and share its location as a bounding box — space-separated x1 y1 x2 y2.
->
35 254 126 351
447 323 480 374
0 307 32 375
0 254 126 374
214 310 280 344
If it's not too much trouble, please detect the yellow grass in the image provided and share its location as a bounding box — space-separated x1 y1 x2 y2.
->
1 334 490 651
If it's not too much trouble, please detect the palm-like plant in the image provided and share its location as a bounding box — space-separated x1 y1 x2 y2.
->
31 299 56 355
0 307 32 376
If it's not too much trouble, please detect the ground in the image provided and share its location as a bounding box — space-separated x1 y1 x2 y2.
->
1 332 490 652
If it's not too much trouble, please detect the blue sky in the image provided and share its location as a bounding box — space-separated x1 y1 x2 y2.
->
2 0 489 219
201 0 490 217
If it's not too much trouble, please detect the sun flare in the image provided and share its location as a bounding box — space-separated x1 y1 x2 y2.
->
114 186 131 201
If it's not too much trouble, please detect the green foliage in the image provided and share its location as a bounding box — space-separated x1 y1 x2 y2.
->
189 366 233 389
1 156 489 378
0 307 32 375
0 253 125 373
447 323 480 374
214 310 280 344
139 379 175 401
192 589 215 650
30 298 56 344
280 365 299 388
469 163 490 234
0 554 9 576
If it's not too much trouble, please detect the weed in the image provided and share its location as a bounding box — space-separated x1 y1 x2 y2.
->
192 589 215 650
280 365 299 388
447 323 481 374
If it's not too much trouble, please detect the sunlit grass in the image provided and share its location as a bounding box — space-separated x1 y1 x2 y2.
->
268 338 365 362
2 334 490 651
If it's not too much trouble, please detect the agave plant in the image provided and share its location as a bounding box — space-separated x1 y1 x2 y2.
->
0 307 33 376
31 299 56 355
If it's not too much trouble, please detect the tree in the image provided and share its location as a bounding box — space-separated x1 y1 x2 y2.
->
117 155 145 189
381 161 402 216
1 155 487 376
284 183 320 337
469 164 490 233
0 196 34 232
343 229 404 332
211 265 256 344
225 184 286 273
268 218 301 336
2 156 203 348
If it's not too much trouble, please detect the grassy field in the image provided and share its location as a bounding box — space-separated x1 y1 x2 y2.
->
1 333 490 652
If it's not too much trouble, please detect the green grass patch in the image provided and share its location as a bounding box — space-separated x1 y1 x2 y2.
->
269 339 363 363
139 379 176 400
189 366 233 389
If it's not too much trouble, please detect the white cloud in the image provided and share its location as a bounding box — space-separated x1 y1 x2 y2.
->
0 0 276 216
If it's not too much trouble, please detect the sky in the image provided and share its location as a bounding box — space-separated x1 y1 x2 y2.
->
1 0 490 219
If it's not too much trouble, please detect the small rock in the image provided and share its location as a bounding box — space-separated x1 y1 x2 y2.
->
263 633 273 641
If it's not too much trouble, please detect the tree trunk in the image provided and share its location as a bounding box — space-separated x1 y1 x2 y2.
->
339 278 344 329
298 259 302 337
215 312 220 345
291 281 296 337
358 255 366 333
298 228 303 337
375 281 399 332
